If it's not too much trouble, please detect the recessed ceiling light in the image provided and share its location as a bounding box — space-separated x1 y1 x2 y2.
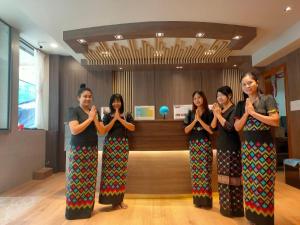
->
176 66 183 69
204 49 216 55
101 51 111 57
156 32 164 37
154 50 163 57
284 6 292 12
233 64 237 67
232 35 242 40
196 32 205 38
50 43 58 48
114 34 124 40
77 39 87 44
119 67 123 70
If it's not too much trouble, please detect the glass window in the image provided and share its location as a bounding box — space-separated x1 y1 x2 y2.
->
0 20 11 130
18 40 37 129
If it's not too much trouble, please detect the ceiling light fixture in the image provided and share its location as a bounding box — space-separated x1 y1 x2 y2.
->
284 6 292 12
176 66 183 69
195 32 205 38
204 49 216 55
77 39 87 44
156 32 164 37
232 35 242 40
114 34 124 40
101 51 111 57
154 50 164 57
50 43 58 48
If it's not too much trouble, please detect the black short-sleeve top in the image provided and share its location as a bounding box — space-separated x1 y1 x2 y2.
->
103 112 134 139
184 109 213 141
215 105 241 151
68 106 101 146
235 94 278 132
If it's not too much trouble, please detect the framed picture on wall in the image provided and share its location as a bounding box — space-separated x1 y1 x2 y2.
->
173 105 192 120
134 106 155 120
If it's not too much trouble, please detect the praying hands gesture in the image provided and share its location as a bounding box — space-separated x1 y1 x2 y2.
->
245 98 255 116
212 103 222 116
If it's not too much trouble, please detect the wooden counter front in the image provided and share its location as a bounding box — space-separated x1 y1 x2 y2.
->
128 120 188 150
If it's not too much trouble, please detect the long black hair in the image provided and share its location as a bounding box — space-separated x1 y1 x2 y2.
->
109 93 124 114
192 90 209 113
77 83 93 97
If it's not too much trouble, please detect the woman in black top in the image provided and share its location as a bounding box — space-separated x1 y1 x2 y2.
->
184 91 213 208
65 84 105 220
99 94 135 209
234 72 279 225
211 86 244 217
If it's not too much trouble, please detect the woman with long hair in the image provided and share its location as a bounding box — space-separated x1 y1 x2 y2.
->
99 94 135 209
184 91 214 208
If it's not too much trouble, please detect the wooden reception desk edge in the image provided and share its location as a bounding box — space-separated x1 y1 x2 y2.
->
128 120 188 151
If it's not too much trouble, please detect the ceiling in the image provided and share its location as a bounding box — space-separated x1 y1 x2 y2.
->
0 0 300 66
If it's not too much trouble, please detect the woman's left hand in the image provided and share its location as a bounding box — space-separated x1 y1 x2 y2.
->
245 98 255 115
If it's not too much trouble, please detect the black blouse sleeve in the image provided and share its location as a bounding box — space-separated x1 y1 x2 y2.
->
68 107 79 122
223 106 236 131
207 110 214 124
102 113 111 125
265 95 278 114
184 110 192 125
125 113 134 123
234 101 245 119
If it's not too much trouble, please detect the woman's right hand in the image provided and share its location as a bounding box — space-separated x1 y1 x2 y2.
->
195 110 200 121
114 108 120 121
88 106 97 121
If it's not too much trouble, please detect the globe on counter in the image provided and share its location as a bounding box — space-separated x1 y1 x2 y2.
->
159 105 169 119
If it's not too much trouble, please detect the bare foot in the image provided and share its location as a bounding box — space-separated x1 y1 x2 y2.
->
119 202 128 209
112 204 121 210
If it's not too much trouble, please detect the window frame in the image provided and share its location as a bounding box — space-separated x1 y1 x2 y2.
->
0 19 12 131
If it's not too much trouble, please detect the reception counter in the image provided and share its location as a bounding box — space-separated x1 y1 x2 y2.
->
128 120 188 150
65 120 218 196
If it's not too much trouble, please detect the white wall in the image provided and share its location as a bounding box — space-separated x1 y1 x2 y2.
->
0 28 46 192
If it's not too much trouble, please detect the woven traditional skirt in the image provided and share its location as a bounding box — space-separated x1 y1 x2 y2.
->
217 149 244 217
65 144 98 220
189 138 213 207
242 131 276 225
99 137 129 205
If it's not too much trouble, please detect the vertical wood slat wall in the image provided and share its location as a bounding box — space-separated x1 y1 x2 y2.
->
222 69 244 104
112 70 133 113
112 69 244 114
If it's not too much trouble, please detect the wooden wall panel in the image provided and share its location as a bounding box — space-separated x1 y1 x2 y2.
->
154 70 175 119
172 70 202 105
87 70 112 108
46 55 60 171
112 71 133 113
222 69 244 104
132 70 155 106
265 48 300 158
200 69 223 104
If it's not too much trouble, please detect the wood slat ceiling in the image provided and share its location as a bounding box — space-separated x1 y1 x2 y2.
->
85 38 231 65
63 21 256 69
